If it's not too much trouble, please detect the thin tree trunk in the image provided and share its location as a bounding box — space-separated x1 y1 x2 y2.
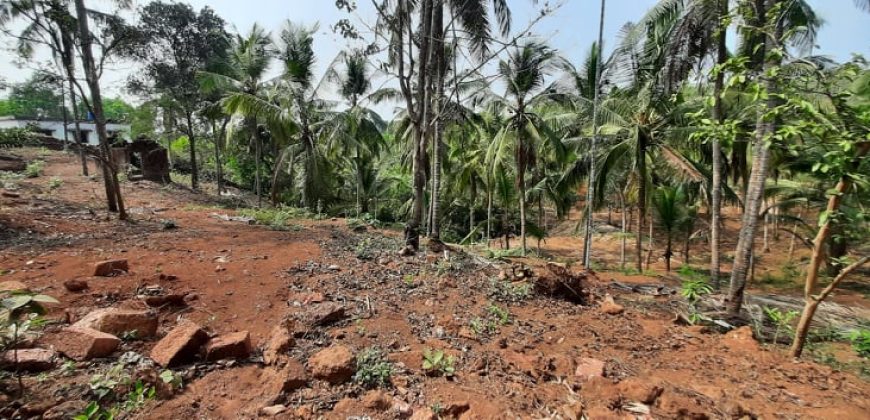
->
710 0 728 288
790 142 870 357
67 80 88 177
216 118 228 195
763 198 771 252
665 234 672 272
186 112 199 190
727 0 781 316
255 135 262 206
787 206 804 261
518 168 527 256
74 0 125 220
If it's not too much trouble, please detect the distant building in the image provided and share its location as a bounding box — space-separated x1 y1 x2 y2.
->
0 116 131 146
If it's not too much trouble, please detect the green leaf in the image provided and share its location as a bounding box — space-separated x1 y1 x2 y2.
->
31 294 59 304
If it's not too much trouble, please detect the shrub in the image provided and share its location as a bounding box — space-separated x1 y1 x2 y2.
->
422 348 455 377
354 347 393 388
848 329 870 358
25 160 44 178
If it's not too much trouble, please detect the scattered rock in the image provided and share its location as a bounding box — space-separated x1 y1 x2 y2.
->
326 264 340 271
398 246 414 257
0 348 57 372
73 308 158 338
558 401 584 420
441 401 471 417
262 360 308 395
203 331 252 361
93 259 129 277
409 407 436 420
260 405 287 416
43 326 120 361
63 279 89 292
619 378 664 404
298 302 347 327
0 281 29 293
142 293 187 307
150 321 208 367
362 390 392 411
392 398 413 417
262 322 295 365
600 294 625 315
723 326 759 351
288 291 325 305
43 400 87 420
308 345 355 384
574 357 605 380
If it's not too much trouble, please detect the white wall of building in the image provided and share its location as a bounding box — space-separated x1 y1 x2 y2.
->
0 117 130 146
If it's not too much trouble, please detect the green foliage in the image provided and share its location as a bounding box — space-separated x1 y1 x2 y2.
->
237 206 310 230
354 347 393 388
763 307 799 344
0 127 39 147
422 348 455 377
488 278 532 303
847 329 870 358
24 160 44 178
47 177 63 191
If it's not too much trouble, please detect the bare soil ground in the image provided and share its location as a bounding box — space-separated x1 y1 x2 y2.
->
1 150 868 419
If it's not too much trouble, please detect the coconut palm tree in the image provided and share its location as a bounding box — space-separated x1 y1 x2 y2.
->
490 41 565 255
224 22 330 210
200 23 274 203
321 50 387 215
652 184 689 272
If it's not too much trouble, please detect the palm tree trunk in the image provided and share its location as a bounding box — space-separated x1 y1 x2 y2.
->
74 0 125 220
620 195 627 270
518 168 527 256
710 0 728 288
469 177 476 241
727 0 782 317
406 0 434 251
487 187 493 241
583 0 607 267
635 131 648 272
646 215 654 270
255 136 262 206
665 234 672 272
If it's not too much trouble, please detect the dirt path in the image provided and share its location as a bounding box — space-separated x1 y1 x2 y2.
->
1 150 868 419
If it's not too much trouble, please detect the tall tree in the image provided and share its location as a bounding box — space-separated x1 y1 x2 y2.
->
129 1 229 190
73 0 125 219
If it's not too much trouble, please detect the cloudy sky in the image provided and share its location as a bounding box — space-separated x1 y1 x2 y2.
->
1 0 867 110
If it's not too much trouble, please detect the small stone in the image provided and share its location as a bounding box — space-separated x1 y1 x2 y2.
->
92 259 129 277
0 348 57 372
326 264 340 271
262 360 308 395
262 322 295 365
73 308 158 338
63 279 88 292
143 294 187 307
203 331 252 361
307 345 355 384
574 357 605 380
150 320 208 367
410 407 436 420
0 281 29 293
600 294 624 315
43 327 120 361
298 302 346 327
43 401 87 420
559 401 584 420
260 405 287 416
442 401 471 417
362 390 392 411
287 292 325 305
